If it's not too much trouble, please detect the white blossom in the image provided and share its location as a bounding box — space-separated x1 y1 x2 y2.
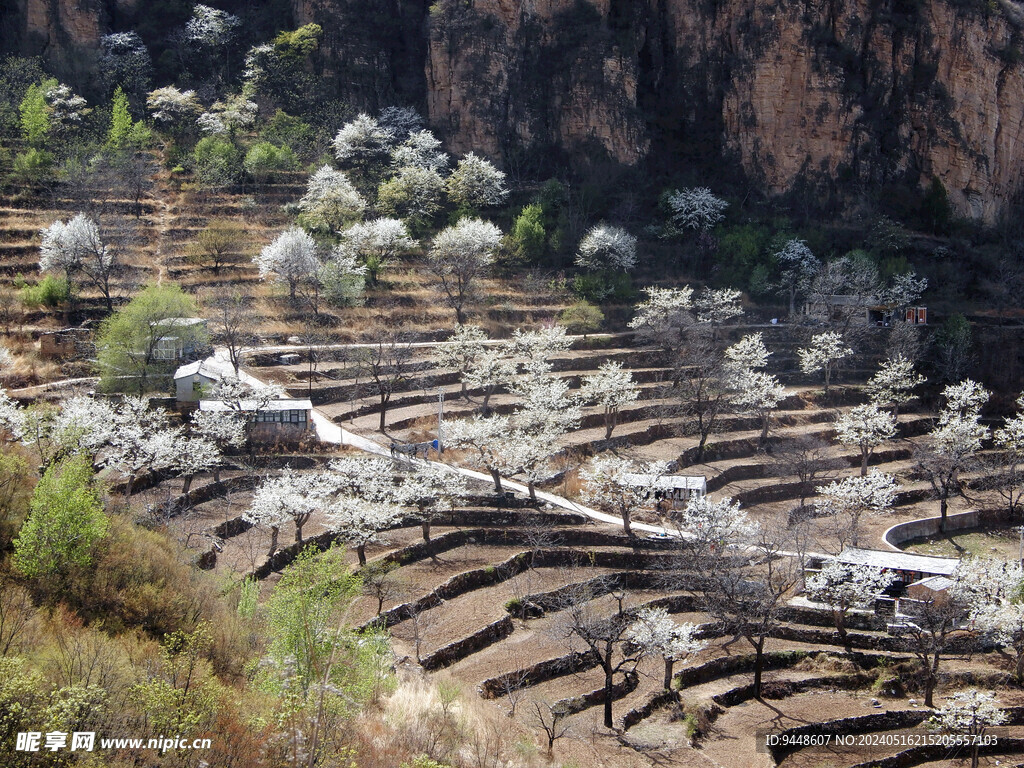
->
391 129 449 171
336 218 415 280
815 470 899 547
575 224 637 272
377 165 446 220
866 355 926 412
879 271 928 308
333 113 395 166
940 379 990 422
725 333 771 373
39 213 108 276
297 165 366 231
581 454 668 537
44 83 88 128
931 689 1006 734
580 361 640 439
446 153 508 208
146 86 201 126
326 496 403 564
426 218 503 324
185 4 241 47
671 495 757 550
695 287 743 325
254 228 321 299
630 606 705 662
805 560 896 614
664 187 728 233
798 331 853 393
835 403 897 475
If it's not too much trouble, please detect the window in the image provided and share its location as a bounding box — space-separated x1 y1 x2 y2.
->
153 337 182 360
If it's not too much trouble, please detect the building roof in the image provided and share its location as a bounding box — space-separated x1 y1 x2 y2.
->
836 547 960 577
198 398 313 413
910 575 954 592
151 317 206 327
621 473 707 491
174 358 234 381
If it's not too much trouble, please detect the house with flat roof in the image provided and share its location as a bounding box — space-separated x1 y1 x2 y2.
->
830 547 959 586
173 358 236 406
199 398 314 442
621 473 707 510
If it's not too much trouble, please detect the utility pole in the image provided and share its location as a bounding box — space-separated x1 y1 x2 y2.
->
438 389 444 456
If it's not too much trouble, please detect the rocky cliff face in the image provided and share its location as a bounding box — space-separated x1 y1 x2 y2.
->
5 0 1024 222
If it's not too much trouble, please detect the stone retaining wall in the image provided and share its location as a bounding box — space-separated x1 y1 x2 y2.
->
479 650 601 698
883 508 1012 550
420 615 514 671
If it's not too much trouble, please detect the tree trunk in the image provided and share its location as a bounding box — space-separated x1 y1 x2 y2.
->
753 639 765 699
421 519 431 543
824 365 831 396
356 544 367 566
760 414 770 445
124 472 136 498
834 610 848 640
528 482 537 504
461 380 468 400
182 474 194 494
490 468 503 495
621 507 633 538
379 398 388 432
268 525 279 558
663 658 674 690
295 521 304 543
924 654 940 708
695 432 709 463
861 448 869 476
939 494 949 532
1015 648 1024 681
605 407 615 440
603 668 615 728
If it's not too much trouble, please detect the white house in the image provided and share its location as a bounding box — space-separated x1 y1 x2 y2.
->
621 473 707 510
198 398 314 442
173 358 236 406
830 547 959 587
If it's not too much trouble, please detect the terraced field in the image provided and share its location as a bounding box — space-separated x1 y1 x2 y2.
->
138 328 1024 767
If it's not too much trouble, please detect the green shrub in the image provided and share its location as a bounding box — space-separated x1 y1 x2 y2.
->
19 274 70 308
243 141 296 183
11 147 53 184
192 136 241 187
558 300 603 336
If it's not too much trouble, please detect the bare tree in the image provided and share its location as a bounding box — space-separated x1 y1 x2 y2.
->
771 435 844 511
556 577 643 729
361 560 405 616
893 587 971 708
204 289 258 374
354 328 414 432
529 699 571 755
664 329 732 462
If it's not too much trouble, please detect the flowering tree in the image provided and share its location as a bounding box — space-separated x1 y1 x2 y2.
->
724 333 771 373
731 369 786 445
804 560 896 638
336 218 415 286
426 218 502 325
197 94 257 136
628 286 695 357
40 213 117 311
255 228 320 301
446 153 508 209
955 558 1024 680
695 286 743 329
988 393 1024 515
580 454 666 538
798 331 853 395
815 471 899 548
915 381 990 529
101 397 188 498
866 354 926 417
930 689 1006 768
773 239 820 316
670 495 755 552
437 324 490 400
297 165 366 233
245 474 330 555
377 165 446 222
629 606 706 689
575 224 637 272
398 462 468 542
146 86 201 133
100 32 152 99
444 414 513 493
835 403 897 476
332 113 395 172
463 347 517 412
326 496 402 566
172 435 221 494
191 407 246 482
580 361 640 439
391 129 449 171
663 187 728 233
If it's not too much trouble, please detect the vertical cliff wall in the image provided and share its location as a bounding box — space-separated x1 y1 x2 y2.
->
4 0 1024 221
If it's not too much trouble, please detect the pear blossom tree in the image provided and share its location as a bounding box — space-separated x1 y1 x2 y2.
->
694 286 744 330
426 218 502 325
988 393 1024 515
815 470 899 548
955 558 1024 680
580 454 667 538
172 436 221 494
663 187 728 234
246 474 330 554
773 239 820 316
804 560 896 638
190 408 246 481
628 286 695 357
328 456 400 506
297 165 366 233
498 429 558 504
915 381 990 530
670 495 755 553
332 113 395 172
101 397 187 498
866 354 927 417
40 213 117 312
629 606 706 689
724 333 771 373
391 129 449 171
464 347 517 413
146 86 202 133
444 414 514 494
798 331 853 395
575 224 637 272
580 361 640 439
731 369 786 446
834 403 898 476
930 689 1006 768
255 227 320 301
377 165 446 222
437 324 490 400
398 462 468 543
326 497 403 566
335 218 415 286
446 153 509 209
